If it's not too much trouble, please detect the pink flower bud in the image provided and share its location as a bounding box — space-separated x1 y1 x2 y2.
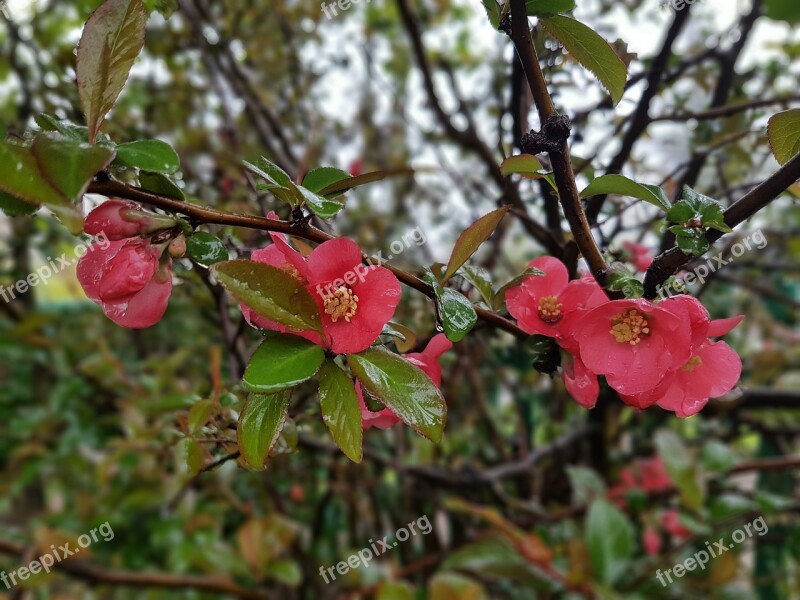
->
84 199 177 240
168 235 187 258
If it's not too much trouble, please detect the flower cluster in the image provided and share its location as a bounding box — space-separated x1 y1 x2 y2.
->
78 199 179 328
507 257 743 415
241 214 402 355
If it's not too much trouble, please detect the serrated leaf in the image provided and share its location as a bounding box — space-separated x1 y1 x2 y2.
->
113 139 180 174
291 182 344 219
76 0 147 143
540 16 627 105
243 157 301 206
237 391 291 469
585 499 634 585
0 191 38 216
424 272 477 342
318 360 362 462
212 260 323 333
187 231 228 266
347 348 447 443
481 0 501 28
526 0 576 17
243 334 325 394
580 174 670 212
443 207 508 282
768 109 800 165
459 265 494 305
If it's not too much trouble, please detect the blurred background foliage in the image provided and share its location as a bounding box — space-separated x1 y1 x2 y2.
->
1 0 799 598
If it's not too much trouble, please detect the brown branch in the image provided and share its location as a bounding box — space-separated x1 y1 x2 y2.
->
649 95 800 122
643 150 800 297
86 180 529 339
0 538 273 599
508 0 613 288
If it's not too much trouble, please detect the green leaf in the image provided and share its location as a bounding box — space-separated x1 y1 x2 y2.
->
585 498 634 585
187 231 228 266
113 139 180 174
237 391 291 469
0 135 115 207
443 207 508 281
264 559 302 586
701 440 737 473
459 265 494 305
212 260 323 333
580 174 670 212
501 154 546 178
481 0 501 28
672 227 710 256
347 348 447 443
429 572 487 600
424 272 477 343
768 109 800 165
143 0 178 18
243 334 325 394
764 0 800 23
35 114 92 143
317 168 414 196
291 182 344 219
301 167 351 195
606 264 644 298
188 399 215 435
666 202 695 224
318 360 363 462
526 0 576 17
655 429 704 510
699 202 732 233
138 171 185 200
376 582 415 600
243 157 300 206
76 0 148 143
540 16 627 105
0 191 38 216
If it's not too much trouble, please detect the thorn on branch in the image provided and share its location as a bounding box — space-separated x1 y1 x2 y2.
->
520 115 573 156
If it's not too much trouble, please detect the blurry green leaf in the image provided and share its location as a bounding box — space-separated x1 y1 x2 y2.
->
318 360 362 463
182 438 204 476
764 0 800 23
348 348 447 443
237 391 291 469
540 16 627 105
710 493 755 521
264 559 302 586
424 272 477 343
0 191 38 216
585 498 634 585
243 334 325 394
580 175 670 212
429 572 487 600
768 109 800 165
188 399 215 435
317 168 414 196
442 537 553 590
655 430 704 510
143 0 178 17
139 171 185 200
212 260 323 333
76 0 148 143
187 231 228 266
377 582 415 600
526 0 576 17
701 440 737 473
566 466 607 504
113 139 180 174
443 207 508 281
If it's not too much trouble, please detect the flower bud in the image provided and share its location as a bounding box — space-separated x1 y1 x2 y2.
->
168 234 187 258
84 199 178 240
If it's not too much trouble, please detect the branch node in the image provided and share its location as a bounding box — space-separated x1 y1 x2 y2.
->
520 115 572 155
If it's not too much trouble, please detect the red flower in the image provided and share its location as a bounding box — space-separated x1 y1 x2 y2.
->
306 238 401 355
661 509 692 540
562 353 599 409
623 241 653 272
506 257 606 349
577 298 692 395
642 526 662 556
77 238 172 328
359 334 452 429
84 199 176 240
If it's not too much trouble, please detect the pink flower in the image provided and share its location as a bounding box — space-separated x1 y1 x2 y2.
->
661 510 691 540
642 526 662 556
506 257 606 349
306 238 401 355
621 296 743 416
84 199 176 241
609 456 673 507
359 334 452 429
562 353 599 409
623 241 653 272
77 238 172 328
577 298 692 395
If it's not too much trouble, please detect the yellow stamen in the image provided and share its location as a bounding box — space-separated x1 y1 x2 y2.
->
324 287 359 323
681 355 703 372
537 295 563 323
610 308 651 345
